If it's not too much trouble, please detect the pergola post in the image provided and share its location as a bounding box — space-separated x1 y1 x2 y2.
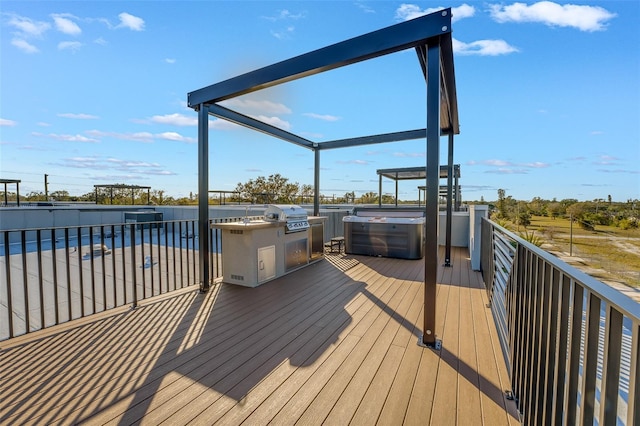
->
444 132 454 267
455 167 460 211
198 104 210 292
314 148 320 216
378 175 382 207
395 173 399 207
423 41 441 347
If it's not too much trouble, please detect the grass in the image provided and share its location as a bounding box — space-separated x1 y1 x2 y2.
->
507 216 640 288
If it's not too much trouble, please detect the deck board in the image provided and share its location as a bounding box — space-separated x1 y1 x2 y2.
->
0 246 520 425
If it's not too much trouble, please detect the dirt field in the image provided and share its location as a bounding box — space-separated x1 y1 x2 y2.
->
517 216 640 297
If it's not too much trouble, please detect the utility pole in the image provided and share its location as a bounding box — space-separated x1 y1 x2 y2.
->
44 174 49 199
569 213 573 257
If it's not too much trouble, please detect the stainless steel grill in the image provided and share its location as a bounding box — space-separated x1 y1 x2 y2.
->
264 204 309 233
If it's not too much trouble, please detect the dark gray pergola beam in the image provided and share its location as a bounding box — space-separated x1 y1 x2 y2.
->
207 104 315 150
318 129 426 151
415 36 459 135
377 164 460 180
188 10 454 107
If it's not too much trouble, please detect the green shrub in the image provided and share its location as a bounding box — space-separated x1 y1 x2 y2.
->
518 230 543 247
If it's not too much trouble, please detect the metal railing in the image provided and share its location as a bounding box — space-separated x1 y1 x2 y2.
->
481 218 639 425
1 219 208 341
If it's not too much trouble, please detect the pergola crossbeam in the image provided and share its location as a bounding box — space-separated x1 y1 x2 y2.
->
188 10 456 108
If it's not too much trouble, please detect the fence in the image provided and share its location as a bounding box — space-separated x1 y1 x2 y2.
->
0 218 250 341
481 218 639 425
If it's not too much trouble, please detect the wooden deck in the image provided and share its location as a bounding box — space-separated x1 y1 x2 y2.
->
0 246 520 425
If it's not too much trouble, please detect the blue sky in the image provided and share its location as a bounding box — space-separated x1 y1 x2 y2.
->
1 1 638 202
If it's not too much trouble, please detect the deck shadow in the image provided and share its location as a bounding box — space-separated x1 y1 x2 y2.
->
107 259 360 424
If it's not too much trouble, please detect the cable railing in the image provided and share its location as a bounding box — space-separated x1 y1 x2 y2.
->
481 218 639 425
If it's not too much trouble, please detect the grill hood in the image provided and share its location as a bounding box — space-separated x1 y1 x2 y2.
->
264 204 309 233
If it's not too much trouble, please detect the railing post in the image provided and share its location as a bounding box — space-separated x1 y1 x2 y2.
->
130 223 138 309
4 231 14 338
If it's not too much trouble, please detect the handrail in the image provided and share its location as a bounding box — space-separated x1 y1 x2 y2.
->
0 219 218 341
481 218 639 425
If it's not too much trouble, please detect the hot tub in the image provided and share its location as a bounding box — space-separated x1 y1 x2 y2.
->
343 215 425 259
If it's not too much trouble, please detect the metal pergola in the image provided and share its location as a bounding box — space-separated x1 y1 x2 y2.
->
376 165 461 209
94 184 151 205
377 165 461 268
208 190 241 205
188 9 459 347
0 178 21 206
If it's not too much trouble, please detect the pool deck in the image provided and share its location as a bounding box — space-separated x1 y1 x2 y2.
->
0 246 520 425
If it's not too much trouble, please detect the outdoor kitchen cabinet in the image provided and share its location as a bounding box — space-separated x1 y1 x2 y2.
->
211 211 326 287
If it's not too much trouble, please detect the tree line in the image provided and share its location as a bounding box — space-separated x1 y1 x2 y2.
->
2 178 638 232
490 189 639 231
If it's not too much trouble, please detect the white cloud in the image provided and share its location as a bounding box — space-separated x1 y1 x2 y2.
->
164 58 176 64
471 159 550 170
60 156 175 175
94 37 108 46
596 154 619 164
117 12 145 31
84 129 194 143
303 113 341 122
63 156 102 168
51 14 81 36
262 9 306 21
149 113 197 126
0 118 17 126
210 119 241 130
37 122 51 127
453 38 519 56
105 158 175 175
356 2 376 14
58 112 99 119
58 41 83 52
221 99 292 115
254 115 291 131
337 159 370 165
6 13 50 37
489 1 616 32
42 133 100 143
271 26 295 40
11 38 39 54
521 161 550 168
107 158 161 167
485 168 529 174
85 129 154 143
393 152 424 158
395 3 475 22
155 132 196 143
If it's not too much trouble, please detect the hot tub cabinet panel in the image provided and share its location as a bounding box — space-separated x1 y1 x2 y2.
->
343 216 425 259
